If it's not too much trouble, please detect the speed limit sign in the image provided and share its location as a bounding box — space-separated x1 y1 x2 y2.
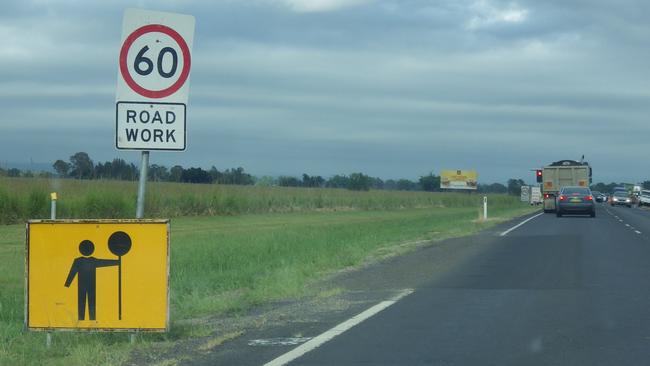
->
116 8 195 151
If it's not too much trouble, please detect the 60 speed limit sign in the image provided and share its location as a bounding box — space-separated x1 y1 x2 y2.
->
116 9 195 151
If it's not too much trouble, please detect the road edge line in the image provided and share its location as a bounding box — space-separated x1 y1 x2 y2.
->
499 212 544 237
263 289 414 366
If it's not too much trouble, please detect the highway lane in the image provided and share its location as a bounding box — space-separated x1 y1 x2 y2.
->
279 204 650 365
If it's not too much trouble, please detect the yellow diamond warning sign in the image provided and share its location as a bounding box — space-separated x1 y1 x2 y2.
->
26 220 169 331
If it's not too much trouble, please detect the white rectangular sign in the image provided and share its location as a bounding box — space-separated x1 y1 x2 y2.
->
116 8 194 151
116 102 186 150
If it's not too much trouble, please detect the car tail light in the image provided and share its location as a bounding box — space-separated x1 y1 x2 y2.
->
585 195 593 201
544 194 550 199
559 195 566 201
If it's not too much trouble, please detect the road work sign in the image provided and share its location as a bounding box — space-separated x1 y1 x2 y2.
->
26 220 170 331
116 8 195 151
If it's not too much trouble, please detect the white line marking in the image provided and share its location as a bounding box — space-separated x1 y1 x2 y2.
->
635 230 642 234
619 219 624 222
263 289 413 366
249 338 312 347
625 224 631 227
499 212 544 237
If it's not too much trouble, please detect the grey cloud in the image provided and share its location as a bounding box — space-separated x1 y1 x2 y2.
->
1 0 649 184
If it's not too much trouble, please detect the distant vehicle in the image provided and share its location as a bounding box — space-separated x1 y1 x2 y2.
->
556 186 595 217
610 190 632 207
639 190 650 207
591 191 605 202
540 159 592 213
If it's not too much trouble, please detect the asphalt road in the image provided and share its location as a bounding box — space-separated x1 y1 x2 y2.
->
270 204 650 365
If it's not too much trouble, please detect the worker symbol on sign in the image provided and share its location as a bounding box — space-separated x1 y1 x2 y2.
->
64 232 132 321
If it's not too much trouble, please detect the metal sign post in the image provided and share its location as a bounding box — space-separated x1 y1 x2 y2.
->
136 151 149 219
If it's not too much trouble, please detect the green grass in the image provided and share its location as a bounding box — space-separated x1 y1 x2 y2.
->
1 176 520 223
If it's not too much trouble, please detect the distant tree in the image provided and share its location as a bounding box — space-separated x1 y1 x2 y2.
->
94 162 107 179
479 183 507 193
53 159 71 177
326 175 350 189
228 167 254 185
22 170 34 178
170 165 183 182
255 176 277 187
348 173 371 191
180 167 212 184
0 167 5 176
7 168 21 177
369 177 384 190
69 152 94 179
279 176 302 187
419 173 440 192
148 164 169 182
38 171 54 179
209 166 222 183
302 174 325 188
507 178 525 196
396 179 417 191
383 179 397 190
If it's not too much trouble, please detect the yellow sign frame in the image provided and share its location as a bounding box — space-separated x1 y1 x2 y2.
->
25 219 170 332
440 170 478 190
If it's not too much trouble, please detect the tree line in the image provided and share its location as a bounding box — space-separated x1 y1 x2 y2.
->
0 151 523 193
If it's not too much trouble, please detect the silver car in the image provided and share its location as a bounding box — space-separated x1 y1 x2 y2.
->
610 190 632 207
556 186 596 217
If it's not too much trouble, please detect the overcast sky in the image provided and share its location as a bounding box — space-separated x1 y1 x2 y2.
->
1 0 649 183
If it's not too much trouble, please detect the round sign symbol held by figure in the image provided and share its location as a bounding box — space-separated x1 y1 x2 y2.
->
108 231 132 320
119 24 192 99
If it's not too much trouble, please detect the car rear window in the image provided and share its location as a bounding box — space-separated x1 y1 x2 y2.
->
562 187 590 195
614 191 628 197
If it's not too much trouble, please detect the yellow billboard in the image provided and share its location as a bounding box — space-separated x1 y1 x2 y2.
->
440 170 478 190
26 220 169 331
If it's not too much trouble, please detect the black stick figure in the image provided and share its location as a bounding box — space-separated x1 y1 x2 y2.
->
64 240 119 321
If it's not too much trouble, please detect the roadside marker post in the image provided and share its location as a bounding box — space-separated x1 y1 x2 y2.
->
483 196 488 221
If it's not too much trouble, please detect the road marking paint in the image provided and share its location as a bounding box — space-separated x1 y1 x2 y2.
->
619 219 624 222
249 338 312 347
635 230 642 234
263 289 414 366
499 213 544 237
625 224 631 227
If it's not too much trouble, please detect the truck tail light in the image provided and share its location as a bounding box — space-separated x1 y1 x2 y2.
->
544 194 550 199
559 195 566 201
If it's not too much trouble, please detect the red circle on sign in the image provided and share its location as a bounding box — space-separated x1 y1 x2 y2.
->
119 24 191 99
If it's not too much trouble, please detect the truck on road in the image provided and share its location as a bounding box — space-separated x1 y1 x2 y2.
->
540 159 592 213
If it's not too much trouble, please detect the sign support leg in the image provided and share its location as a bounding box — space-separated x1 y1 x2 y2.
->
136 151 149 219
46 332 52 348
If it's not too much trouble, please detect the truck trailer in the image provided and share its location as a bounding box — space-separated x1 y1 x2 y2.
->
540 160 592 213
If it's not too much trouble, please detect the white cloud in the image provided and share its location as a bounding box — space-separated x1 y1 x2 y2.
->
274 0 370 13
467 0 529 30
